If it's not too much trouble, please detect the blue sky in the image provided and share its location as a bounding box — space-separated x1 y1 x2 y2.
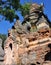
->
0 0 51 34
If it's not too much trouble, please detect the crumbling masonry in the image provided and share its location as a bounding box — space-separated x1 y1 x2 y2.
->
4 3 51 65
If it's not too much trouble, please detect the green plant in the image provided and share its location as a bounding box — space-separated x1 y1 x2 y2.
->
20 3 31 17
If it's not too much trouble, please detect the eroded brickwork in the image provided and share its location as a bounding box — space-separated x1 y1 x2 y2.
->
4 3 51 65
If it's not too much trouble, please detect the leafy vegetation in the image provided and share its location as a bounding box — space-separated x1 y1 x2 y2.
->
0 0 31 22
20 3 31 16
0 0 20 22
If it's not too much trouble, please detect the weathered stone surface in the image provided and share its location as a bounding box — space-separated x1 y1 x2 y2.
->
4 3 51 65
0 39 5 65
36 16 49 29
0 39 2 46
43 61 51 65
0 38 4 59
4 27 51 65
30 3 40 13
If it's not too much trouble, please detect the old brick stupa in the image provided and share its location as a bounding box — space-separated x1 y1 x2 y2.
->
3 3 51 65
